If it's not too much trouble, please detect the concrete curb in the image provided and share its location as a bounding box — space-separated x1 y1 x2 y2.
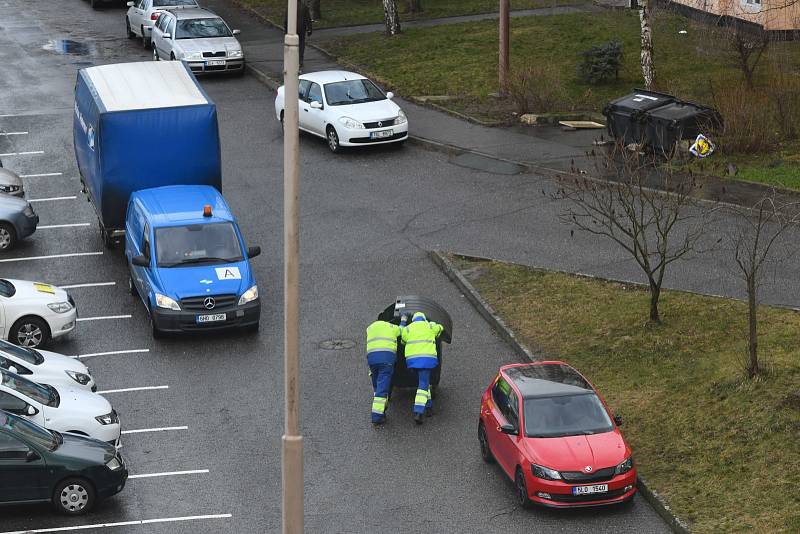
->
429 249 692 534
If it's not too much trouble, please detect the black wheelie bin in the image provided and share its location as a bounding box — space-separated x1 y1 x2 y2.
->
377 295 453 392
603 89 676 146
644 100 723 156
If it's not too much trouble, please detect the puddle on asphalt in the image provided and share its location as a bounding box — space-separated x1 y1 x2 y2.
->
42 39 97 56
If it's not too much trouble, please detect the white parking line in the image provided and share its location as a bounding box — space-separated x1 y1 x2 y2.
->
128 469 209 479
0 150 44 156
98 385 169 394
38 223 91 230
0 251 102 263
29 196 76 202
59 281 115 289
0 514 232 533
76 314 132 322
122 426 188 435
0 131 28 136
73 349 149 359
19 172 62 178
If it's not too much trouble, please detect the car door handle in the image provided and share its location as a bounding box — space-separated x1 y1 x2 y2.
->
303 109 309 112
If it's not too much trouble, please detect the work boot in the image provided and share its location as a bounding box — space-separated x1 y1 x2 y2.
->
372 416 386 426
425 406 434 417
414 413 424 425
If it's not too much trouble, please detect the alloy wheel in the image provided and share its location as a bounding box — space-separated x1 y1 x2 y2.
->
59 484 89 513
0 226 11 250
327 127 339 152
515 469 532 509
16 323 43 347
478 423 494 463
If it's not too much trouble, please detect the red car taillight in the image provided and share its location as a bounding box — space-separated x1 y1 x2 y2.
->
150 11 160 20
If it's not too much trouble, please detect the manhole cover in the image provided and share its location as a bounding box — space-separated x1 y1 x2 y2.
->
319 339 356 350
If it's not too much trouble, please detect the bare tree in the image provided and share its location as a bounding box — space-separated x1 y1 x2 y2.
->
638 0 656 89
554 144 707 323
405 0 423 13
383 0 401 35
724 194 799 378
725 25 770 88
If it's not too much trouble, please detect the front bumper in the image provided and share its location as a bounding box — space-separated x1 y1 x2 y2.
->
47 306 77 341
93 457 128 500
527 470 637 508
15 212 38 240
342 122 409 147
184 58 245 75
152 299 260 333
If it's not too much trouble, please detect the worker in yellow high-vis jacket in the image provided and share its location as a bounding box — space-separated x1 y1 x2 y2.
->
365 315 407 425
400 312 444 425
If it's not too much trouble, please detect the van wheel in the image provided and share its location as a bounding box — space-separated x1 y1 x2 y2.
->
0 223 16 250
53 478 95 515
126 18 135 39
10 316 50 348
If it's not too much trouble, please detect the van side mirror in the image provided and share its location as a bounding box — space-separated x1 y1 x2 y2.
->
26 450 40 462
132 255 149 267
232 29 241 35
247 246 261 259
499 423 517 435
386 91 394 99
614 415 623 426
25 405 38 417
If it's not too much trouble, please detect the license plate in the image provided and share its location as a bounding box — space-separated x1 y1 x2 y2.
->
197 313 226 323
370 129 393 139
572 484 608 496
206 60 226 66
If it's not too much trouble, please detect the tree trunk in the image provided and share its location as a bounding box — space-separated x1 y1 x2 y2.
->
638 0 656 89
648 279 661 323
308 0 321 20
406 0 423 13
383 0 401 36
746 276 759 378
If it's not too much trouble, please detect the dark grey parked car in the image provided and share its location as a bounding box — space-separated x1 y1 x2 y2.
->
0 168 24 198
0 195 38 251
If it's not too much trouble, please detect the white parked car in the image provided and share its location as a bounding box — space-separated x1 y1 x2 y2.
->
0 369 121 448
125 0 199 49
0 339 96 392
0 279 77 348
151 8 244 75
274 70 409 153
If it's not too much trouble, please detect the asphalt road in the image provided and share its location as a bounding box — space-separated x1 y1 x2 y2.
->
0 1 695 532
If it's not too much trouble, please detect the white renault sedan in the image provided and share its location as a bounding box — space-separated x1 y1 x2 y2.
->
0 369 121 448
0 279 77 348
275 71 409 153
126 0 199 49
0 339 96 392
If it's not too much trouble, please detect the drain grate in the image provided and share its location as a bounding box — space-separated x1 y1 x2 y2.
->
319 339 356 350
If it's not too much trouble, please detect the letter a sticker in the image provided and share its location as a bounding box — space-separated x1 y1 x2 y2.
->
215 267 241 280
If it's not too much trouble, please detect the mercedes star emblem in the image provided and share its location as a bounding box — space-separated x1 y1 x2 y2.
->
203 297 216 310
584 466 593 473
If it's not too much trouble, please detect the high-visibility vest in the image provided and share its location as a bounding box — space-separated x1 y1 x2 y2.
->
401 320 443 363
366 321 401 355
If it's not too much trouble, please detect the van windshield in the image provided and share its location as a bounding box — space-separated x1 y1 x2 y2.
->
155 222 243 267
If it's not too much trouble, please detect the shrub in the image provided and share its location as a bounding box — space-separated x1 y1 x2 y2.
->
506 64 564 115
577 41 623 85
766 69 800 141
711 80 780 154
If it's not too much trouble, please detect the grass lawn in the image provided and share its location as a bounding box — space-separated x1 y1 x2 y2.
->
238 0 583 29
451 254 800 533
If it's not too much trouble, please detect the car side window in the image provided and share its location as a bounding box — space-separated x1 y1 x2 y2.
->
492 377 509 413
506 391 520 429
0 391 27 414
308 83 323 105
0 431 30 460
167 18 175 37
157 14 168 31
298 80 311 101
0 357 31 375
142 224 151 260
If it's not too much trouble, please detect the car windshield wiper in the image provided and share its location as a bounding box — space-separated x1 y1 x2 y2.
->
164 256 239 267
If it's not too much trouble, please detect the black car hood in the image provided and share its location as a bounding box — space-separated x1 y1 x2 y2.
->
56 433 115 464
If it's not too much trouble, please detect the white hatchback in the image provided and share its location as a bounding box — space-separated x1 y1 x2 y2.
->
0 279 77 348
275 70 409 153
0 339 96 392
126 0 199 49
0 369 121 447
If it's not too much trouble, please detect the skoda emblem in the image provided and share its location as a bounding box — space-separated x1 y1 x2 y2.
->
203 297 216 310
584 466 593 473
377 121 383 127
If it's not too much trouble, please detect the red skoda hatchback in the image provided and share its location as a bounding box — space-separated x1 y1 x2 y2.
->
479 362 636 508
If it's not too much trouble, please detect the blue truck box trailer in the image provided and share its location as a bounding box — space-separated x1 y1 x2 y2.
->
74 61 222 247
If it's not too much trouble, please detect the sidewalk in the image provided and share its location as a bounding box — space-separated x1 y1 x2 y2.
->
206 0 800 205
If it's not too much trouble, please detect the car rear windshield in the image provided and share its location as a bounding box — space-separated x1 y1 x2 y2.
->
1 413 58 451
0 340 44 365
153 0 197 6
0 279 15 298
176 17 231 39
524 393 613 438
155 222 243 267
0 369 57 407
324 80 385 106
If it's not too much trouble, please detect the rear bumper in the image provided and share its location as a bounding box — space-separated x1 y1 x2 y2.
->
152 299 260 333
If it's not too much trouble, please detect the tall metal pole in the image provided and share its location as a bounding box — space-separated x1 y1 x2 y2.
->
282 1 303 533
499 0 510 96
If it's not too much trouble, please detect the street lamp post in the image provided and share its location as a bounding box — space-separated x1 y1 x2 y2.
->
499 0 509 96
282 1 303 533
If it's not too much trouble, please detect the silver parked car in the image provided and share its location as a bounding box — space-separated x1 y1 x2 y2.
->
0 195 37 251
0 168 23 198
151 8 244 75
125 0 198 49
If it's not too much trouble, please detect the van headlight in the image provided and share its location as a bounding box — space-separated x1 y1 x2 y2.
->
395 109 407 124
47 302 73 314
155 293 181 311
238 285 258 305
339 116 364 129
105 457 122 471
65 370 92 385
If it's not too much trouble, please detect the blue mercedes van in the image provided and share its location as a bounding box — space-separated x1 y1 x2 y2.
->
124 185 261 337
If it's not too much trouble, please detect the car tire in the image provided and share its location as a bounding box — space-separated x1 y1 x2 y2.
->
142 27 151 49
170 52 175 61
128 273 137 296
279 111 285 131
53 478 96 516
326 125 341 153
126 18 135 39
101 228 114 250
0 222 16 251
478 422 495 464
10 316 51 348
515 467 533 509
153 47 159 61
